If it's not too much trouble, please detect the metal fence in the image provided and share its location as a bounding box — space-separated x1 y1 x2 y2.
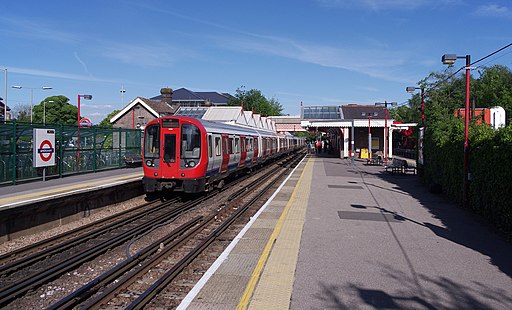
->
0 121 142 185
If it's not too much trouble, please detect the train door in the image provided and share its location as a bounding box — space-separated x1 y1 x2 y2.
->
161 132 178 178
207 134 218 175
221 134 229 173
246 137 253 164
239 136 247 167
262 137 267 158
253 136 259 162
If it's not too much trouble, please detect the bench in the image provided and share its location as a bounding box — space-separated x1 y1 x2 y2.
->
402 160 417 175
366 154 383 166
385 158 416 175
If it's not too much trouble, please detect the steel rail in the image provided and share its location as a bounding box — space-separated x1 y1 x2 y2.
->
127 154 301 309
0 198 179 276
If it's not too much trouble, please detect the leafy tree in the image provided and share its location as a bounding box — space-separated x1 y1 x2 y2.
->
98 110 120 128
32 95 78 125
228 86 283 116
473 65 512 123
12 104 31 122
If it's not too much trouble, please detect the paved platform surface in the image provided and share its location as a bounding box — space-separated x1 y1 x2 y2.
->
0 167 143 209
180 155 512 309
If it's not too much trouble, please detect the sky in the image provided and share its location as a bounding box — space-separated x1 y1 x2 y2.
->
1 0 512 124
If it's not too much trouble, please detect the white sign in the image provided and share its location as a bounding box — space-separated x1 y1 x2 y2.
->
33 128 56 167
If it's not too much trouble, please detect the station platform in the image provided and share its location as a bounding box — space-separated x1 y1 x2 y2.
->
0 168 143 210
179 154 512 309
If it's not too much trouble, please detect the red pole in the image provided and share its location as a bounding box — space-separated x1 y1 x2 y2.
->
77 95 81 172
463 55 471 208
384 102 388 162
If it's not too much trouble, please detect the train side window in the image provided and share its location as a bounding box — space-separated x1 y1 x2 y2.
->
208 135 212 158
235 137 240 154
228 137 234 154
163 134 176 163
215 137 221 156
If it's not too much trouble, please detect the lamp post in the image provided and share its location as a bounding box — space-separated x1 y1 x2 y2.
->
12 85 52 123
43 100 54 125
362 112 378 159
120 85 126 106
0 68 6 123
375 101 397 163
406 86 425 125
442 53 471 208
77 94 92 172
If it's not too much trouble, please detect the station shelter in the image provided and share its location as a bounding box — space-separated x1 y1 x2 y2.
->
300 104 415 160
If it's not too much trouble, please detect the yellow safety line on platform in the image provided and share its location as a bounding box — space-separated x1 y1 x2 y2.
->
0 172 143 205
237 156 313 310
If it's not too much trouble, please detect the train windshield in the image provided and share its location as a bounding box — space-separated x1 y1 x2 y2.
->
144 124 160 159
181 124 201 159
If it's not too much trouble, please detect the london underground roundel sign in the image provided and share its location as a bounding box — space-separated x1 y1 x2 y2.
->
33 129 56 167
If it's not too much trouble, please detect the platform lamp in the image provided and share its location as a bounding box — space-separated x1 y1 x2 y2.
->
12 85 53 123
43 100 54 125
406 86 425 125
374 101 397 163
442 53 471 208
77 94 92 172
361 112 378 159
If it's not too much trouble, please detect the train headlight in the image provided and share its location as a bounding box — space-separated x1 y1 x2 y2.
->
188 161 196 167
146 159 154 167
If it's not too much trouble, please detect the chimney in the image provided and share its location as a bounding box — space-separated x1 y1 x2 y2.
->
160 88 173 105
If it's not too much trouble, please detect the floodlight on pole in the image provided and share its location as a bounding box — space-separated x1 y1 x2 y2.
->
12 85 52 123
406 86 425 125
120 85 126 106
43 100 54 125
374 101 397 163
442 53 471 209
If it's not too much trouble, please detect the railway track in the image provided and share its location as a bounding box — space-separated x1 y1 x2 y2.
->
0 151 304 309
49 153 304 309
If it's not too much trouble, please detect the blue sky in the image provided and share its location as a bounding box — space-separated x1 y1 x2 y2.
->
1 0 511 124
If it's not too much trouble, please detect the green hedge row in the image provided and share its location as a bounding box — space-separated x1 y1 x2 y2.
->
423 121 512 238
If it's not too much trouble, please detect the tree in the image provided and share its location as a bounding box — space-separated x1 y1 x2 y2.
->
12 104 31 122
98 110 120 128
473 65 512 123
32 95 78 125
228 86 283 116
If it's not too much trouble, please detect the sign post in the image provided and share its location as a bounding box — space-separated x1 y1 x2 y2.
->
33 128 56 181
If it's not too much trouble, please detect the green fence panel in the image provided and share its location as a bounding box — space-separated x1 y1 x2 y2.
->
0 121 142 186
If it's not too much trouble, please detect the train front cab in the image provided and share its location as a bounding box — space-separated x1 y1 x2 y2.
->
143 117 208 194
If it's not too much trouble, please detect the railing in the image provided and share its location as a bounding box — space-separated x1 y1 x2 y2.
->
0 121 142 186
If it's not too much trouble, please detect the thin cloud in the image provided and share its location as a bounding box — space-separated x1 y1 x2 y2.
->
74 52 94 77
0 17 79 43
81 104 115 109
7 66 120 83
213 34 411 83
316 0 461 10
474 4 512 18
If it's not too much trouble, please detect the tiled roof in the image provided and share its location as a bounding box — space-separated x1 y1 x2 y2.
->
151 88 231 105
140 97 176 115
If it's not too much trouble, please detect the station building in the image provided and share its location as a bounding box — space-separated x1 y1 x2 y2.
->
110 87 415 160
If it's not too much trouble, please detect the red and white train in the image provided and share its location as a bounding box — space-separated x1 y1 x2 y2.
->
142 116 305 194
